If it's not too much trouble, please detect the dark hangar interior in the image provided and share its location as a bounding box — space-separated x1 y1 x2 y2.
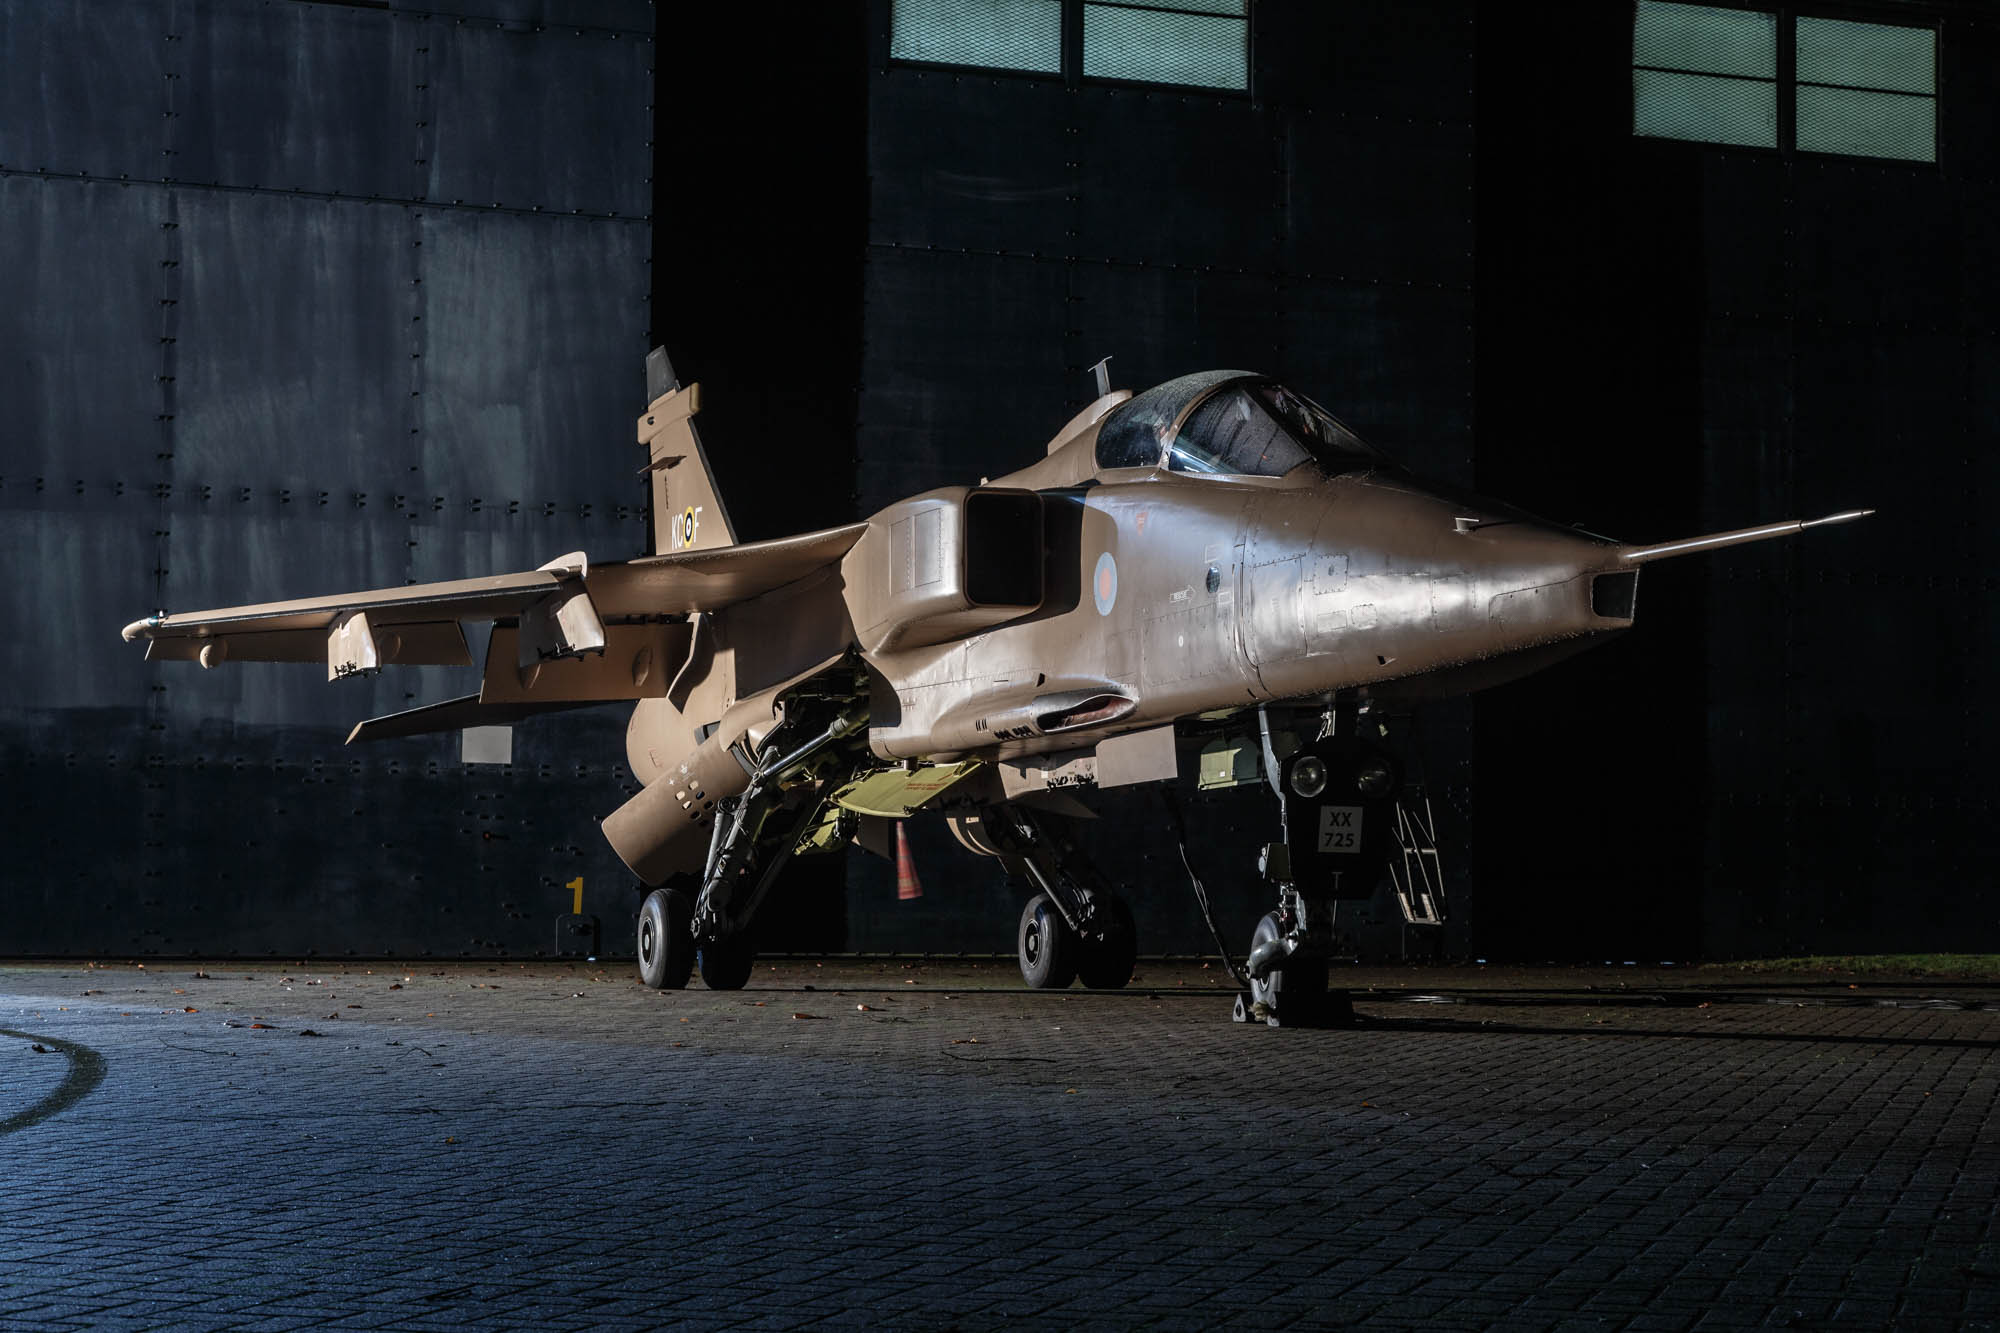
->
3 0 1990 964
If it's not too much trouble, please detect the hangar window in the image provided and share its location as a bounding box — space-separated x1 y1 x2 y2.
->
1633 4 1936 163
1632 3 1779 149
1795 17 1935 162
889 0 1063 75
1082 2 1250 92
891 0 1249 92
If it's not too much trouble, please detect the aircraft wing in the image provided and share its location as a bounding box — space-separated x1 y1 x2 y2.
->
121 521 870 671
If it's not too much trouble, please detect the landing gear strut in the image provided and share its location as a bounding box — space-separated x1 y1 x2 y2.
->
634 698 867 992
993 804 1137 990
1233 704 1398 1028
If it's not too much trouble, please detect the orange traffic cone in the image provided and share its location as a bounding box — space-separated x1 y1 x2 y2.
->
895 820 923 900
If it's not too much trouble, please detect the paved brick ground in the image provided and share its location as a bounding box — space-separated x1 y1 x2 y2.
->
1 959 1996 1330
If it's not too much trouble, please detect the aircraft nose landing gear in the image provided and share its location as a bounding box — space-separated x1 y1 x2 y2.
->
1232 727 1399 1028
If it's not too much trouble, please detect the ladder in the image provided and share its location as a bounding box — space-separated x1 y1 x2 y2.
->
1388 788 1447 926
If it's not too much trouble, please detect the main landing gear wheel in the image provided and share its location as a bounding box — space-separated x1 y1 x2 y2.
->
1017 893 1078 989
1075 896 1137 990
697 933 756 991
635 888 695 990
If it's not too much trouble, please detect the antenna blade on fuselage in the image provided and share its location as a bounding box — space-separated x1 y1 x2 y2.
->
1618 509 1874 565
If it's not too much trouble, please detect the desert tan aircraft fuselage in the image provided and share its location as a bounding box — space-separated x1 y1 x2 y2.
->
125 358 1867 1020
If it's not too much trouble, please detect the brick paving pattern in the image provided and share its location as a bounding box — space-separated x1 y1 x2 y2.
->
0 959 1995 1330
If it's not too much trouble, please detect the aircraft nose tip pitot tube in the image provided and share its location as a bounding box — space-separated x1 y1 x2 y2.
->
602 730 752 884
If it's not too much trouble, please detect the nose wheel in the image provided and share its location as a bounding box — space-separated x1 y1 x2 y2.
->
1234 910 1351 1027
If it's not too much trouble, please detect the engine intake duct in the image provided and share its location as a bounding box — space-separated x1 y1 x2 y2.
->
842 486 1045 654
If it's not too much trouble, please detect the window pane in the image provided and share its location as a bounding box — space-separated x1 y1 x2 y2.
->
1083 5 1249 91
1113 0 1246 13
1798 18 1934 95
1170 389 1310 479
1797 85 1935 162
890 0 1061 74
1633 2 1775 79
1635 69 1777 148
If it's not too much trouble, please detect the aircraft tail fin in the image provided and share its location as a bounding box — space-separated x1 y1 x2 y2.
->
1617 508 1873 565
639 347 738 556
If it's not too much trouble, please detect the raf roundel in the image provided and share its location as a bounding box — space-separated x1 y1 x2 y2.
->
1092 551 1118 616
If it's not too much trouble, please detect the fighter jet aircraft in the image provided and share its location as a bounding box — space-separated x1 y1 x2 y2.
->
124 352 1868 1021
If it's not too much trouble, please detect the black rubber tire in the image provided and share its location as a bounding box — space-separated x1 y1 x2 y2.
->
697 933 756 991
635 888 695 990
1017 893 1077 989
1076 896 1138 990
1247 910 1327 1021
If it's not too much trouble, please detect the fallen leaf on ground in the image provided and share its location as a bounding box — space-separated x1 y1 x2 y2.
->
856 1004 874 1012
250 1023 274 1030
299 1029 321 1037
444 1137 457 1144
389 984 403 990
951 1038 981 1045
182 1006 199 1013
791 1013 821 1021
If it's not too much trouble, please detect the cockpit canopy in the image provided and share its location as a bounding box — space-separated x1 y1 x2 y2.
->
1093 370 1381 480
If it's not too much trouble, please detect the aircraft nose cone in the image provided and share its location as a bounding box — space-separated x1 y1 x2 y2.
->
1238 477 1640 703
1428 502 1636 646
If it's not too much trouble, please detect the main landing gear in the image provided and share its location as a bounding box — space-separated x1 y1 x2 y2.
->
993 804 1137 990
635 700 866 992
1232 703 1400 1028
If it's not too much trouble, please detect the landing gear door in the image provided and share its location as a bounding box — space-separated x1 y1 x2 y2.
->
1278 737 1400 899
